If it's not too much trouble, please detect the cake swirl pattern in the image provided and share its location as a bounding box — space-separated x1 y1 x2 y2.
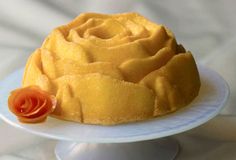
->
23 13 200 125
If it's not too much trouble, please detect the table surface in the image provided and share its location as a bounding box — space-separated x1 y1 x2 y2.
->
0 1 236 160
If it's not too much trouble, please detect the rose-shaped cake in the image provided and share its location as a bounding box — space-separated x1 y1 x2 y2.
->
22 12 200 125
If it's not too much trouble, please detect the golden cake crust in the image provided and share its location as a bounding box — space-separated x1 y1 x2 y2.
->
23 12 200 125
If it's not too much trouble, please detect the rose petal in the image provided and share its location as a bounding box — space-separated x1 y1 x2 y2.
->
23 99 47 117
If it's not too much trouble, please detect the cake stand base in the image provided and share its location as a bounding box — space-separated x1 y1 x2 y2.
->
55 138 179 160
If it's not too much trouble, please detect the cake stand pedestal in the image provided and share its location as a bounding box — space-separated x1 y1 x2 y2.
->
55 138 179 160
0 66 229 160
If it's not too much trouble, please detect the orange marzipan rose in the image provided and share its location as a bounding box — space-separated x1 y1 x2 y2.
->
8 86 57 123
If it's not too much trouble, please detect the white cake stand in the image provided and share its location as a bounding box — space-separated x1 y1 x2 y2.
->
0 66 229 160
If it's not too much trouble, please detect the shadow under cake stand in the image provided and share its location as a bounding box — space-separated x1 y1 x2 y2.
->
0 66 229 160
